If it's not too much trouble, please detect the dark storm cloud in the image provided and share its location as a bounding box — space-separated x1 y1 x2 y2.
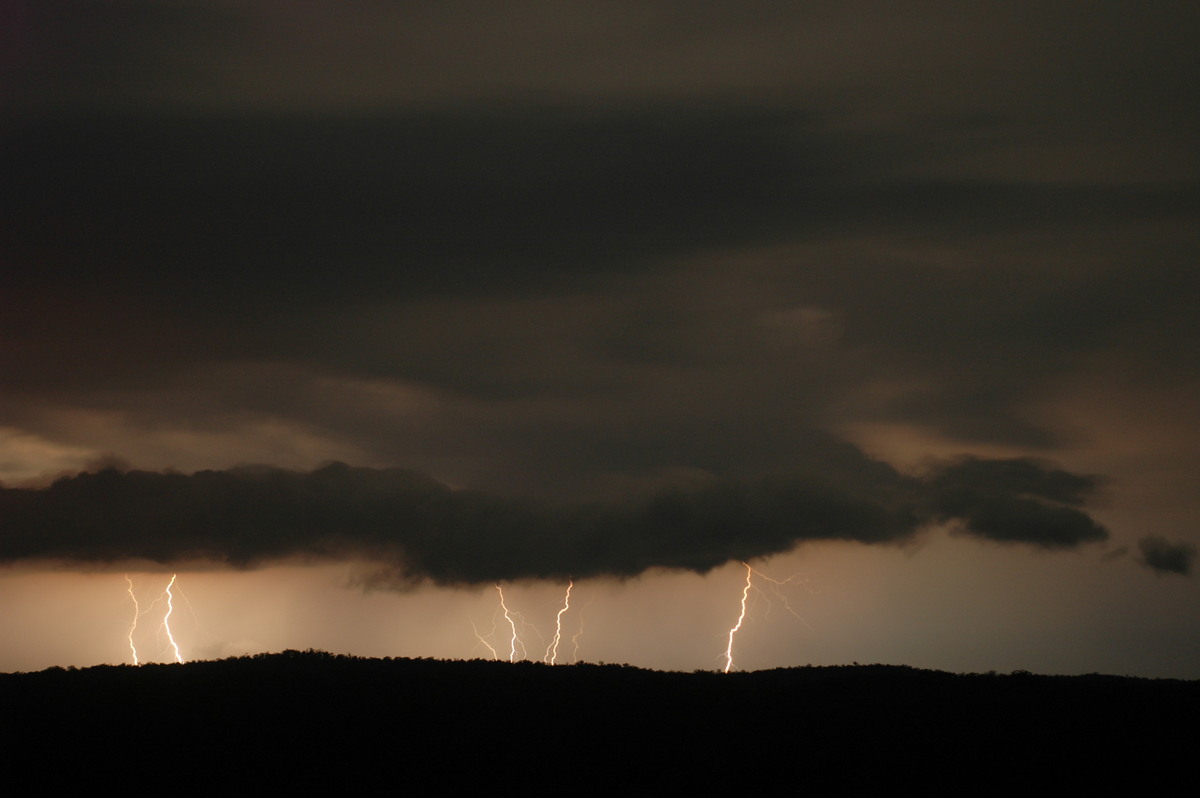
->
2 1 1197 537
924 457 1107 548
8 104 1195 290
3 106 840 298
5 105 1197 394
0 456 1106 585
1137 536 1196 577
1 0 237 112
11 2 1200 128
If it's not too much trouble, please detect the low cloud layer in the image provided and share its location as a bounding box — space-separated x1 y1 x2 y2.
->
0 456 1106 586
924 457 1107 548
1137 536 1196 576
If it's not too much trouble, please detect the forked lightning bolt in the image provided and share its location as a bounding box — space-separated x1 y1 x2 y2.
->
123 574 186 664
747 565 813 628
543 580 573 665
571 596 594 663
722 561 813 672
496 584 521 662
724 562 753 673
125 575 142 665
161 574 183 663
471 583 580 663
470 617 501 660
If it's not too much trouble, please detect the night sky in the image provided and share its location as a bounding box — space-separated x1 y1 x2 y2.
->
2 1 1198 676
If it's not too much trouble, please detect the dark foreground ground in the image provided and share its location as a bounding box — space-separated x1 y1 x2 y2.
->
3 651 1196 794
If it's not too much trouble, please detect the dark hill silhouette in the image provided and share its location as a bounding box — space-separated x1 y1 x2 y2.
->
2 652 1195 794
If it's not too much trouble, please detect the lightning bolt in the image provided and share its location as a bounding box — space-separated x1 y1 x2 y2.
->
571 596 594 663
724 562 753 673
543 580 573 665
496 584 521 663
721 561 815 672
161 574 183 664
571 614 585 663
124 575 142 665
473 585 570 663
748 565 814 629
171 579 209 638
470 616 501 660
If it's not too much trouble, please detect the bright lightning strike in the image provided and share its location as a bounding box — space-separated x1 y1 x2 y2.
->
472 585 574 663
496 584 520 663
543 580 573 665
721 561 814 672
123 574 188 665
124 575 141 665
724 562 753 673
161 574 183 664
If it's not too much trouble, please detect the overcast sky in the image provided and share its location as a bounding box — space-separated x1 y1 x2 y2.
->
2 1 1198 676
